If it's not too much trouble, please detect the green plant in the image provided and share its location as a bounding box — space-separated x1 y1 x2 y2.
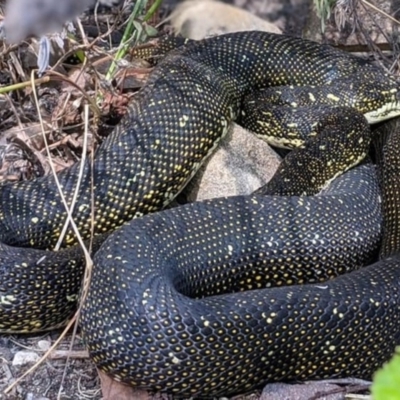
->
313 0 338 30
105 0 161 81
371 347 400 400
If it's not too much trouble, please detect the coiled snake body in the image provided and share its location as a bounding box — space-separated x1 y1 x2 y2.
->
1 31 400 396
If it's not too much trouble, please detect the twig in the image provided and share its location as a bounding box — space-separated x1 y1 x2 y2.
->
49 350 90 360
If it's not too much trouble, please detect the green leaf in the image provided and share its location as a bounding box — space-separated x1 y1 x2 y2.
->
143 23 158 38
132 20 144 37
372 348 400 400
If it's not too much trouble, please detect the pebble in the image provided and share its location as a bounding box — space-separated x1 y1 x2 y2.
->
260 382 346 400
12 351 40 366
37 340 51 351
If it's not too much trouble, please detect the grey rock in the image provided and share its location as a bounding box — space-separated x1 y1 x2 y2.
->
12 351 40 366
37 340 51 351
169 0 282 40
183 124 281 202
260 381 348 400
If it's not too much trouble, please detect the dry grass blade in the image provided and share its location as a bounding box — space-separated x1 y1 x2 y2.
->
57 104 94 400
28 70 93 260
54 104 90 251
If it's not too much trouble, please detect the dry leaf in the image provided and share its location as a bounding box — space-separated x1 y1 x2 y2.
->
98 370 151 400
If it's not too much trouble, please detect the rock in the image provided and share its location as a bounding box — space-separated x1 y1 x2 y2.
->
168 0 282 40
260 381 347 400
180 124 281 202
12 351 40 366
37 340 51 351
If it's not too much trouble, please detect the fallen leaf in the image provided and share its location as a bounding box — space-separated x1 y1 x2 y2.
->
98 369 151 400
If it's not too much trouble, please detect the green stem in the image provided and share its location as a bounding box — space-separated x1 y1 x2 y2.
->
143 0 163 22
104 0 151 81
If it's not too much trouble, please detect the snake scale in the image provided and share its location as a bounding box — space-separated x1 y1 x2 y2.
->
1 31 400 397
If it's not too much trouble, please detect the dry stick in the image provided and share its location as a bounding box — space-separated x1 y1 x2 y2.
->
5 72 94 395
335 42 395 53
49 350 89 360
0 71 100 115
0 75 51 94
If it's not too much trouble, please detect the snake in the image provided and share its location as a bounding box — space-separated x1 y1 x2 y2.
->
1 31 400 397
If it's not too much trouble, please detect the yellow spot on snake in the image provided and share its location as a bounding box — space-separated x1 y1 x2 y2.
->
78 204 88 212
179 115 189 127
327 93 340 102
1 295 16 305
31 217 39 224
169 352 181 364
152 139 161 149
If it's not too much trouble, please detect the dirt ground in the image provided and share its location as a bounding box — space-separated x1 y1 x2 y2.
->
1 330 100 400
0 0 398 399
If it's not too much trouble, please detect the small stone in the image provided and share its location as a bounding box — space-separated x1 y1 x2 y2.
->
169 0 282 40
12 351 40 366
260 382 345 400
37 340 51 351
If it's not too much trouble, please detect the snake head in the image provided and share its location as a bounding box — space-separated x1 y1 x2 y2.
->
352 73 400 124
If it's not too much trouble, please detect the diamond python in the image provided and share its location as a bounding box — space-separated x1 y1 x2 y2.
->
1 31 400 396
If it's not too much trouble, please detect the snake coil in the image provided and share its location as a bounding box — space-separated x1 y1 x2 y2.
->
1 32 400 397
